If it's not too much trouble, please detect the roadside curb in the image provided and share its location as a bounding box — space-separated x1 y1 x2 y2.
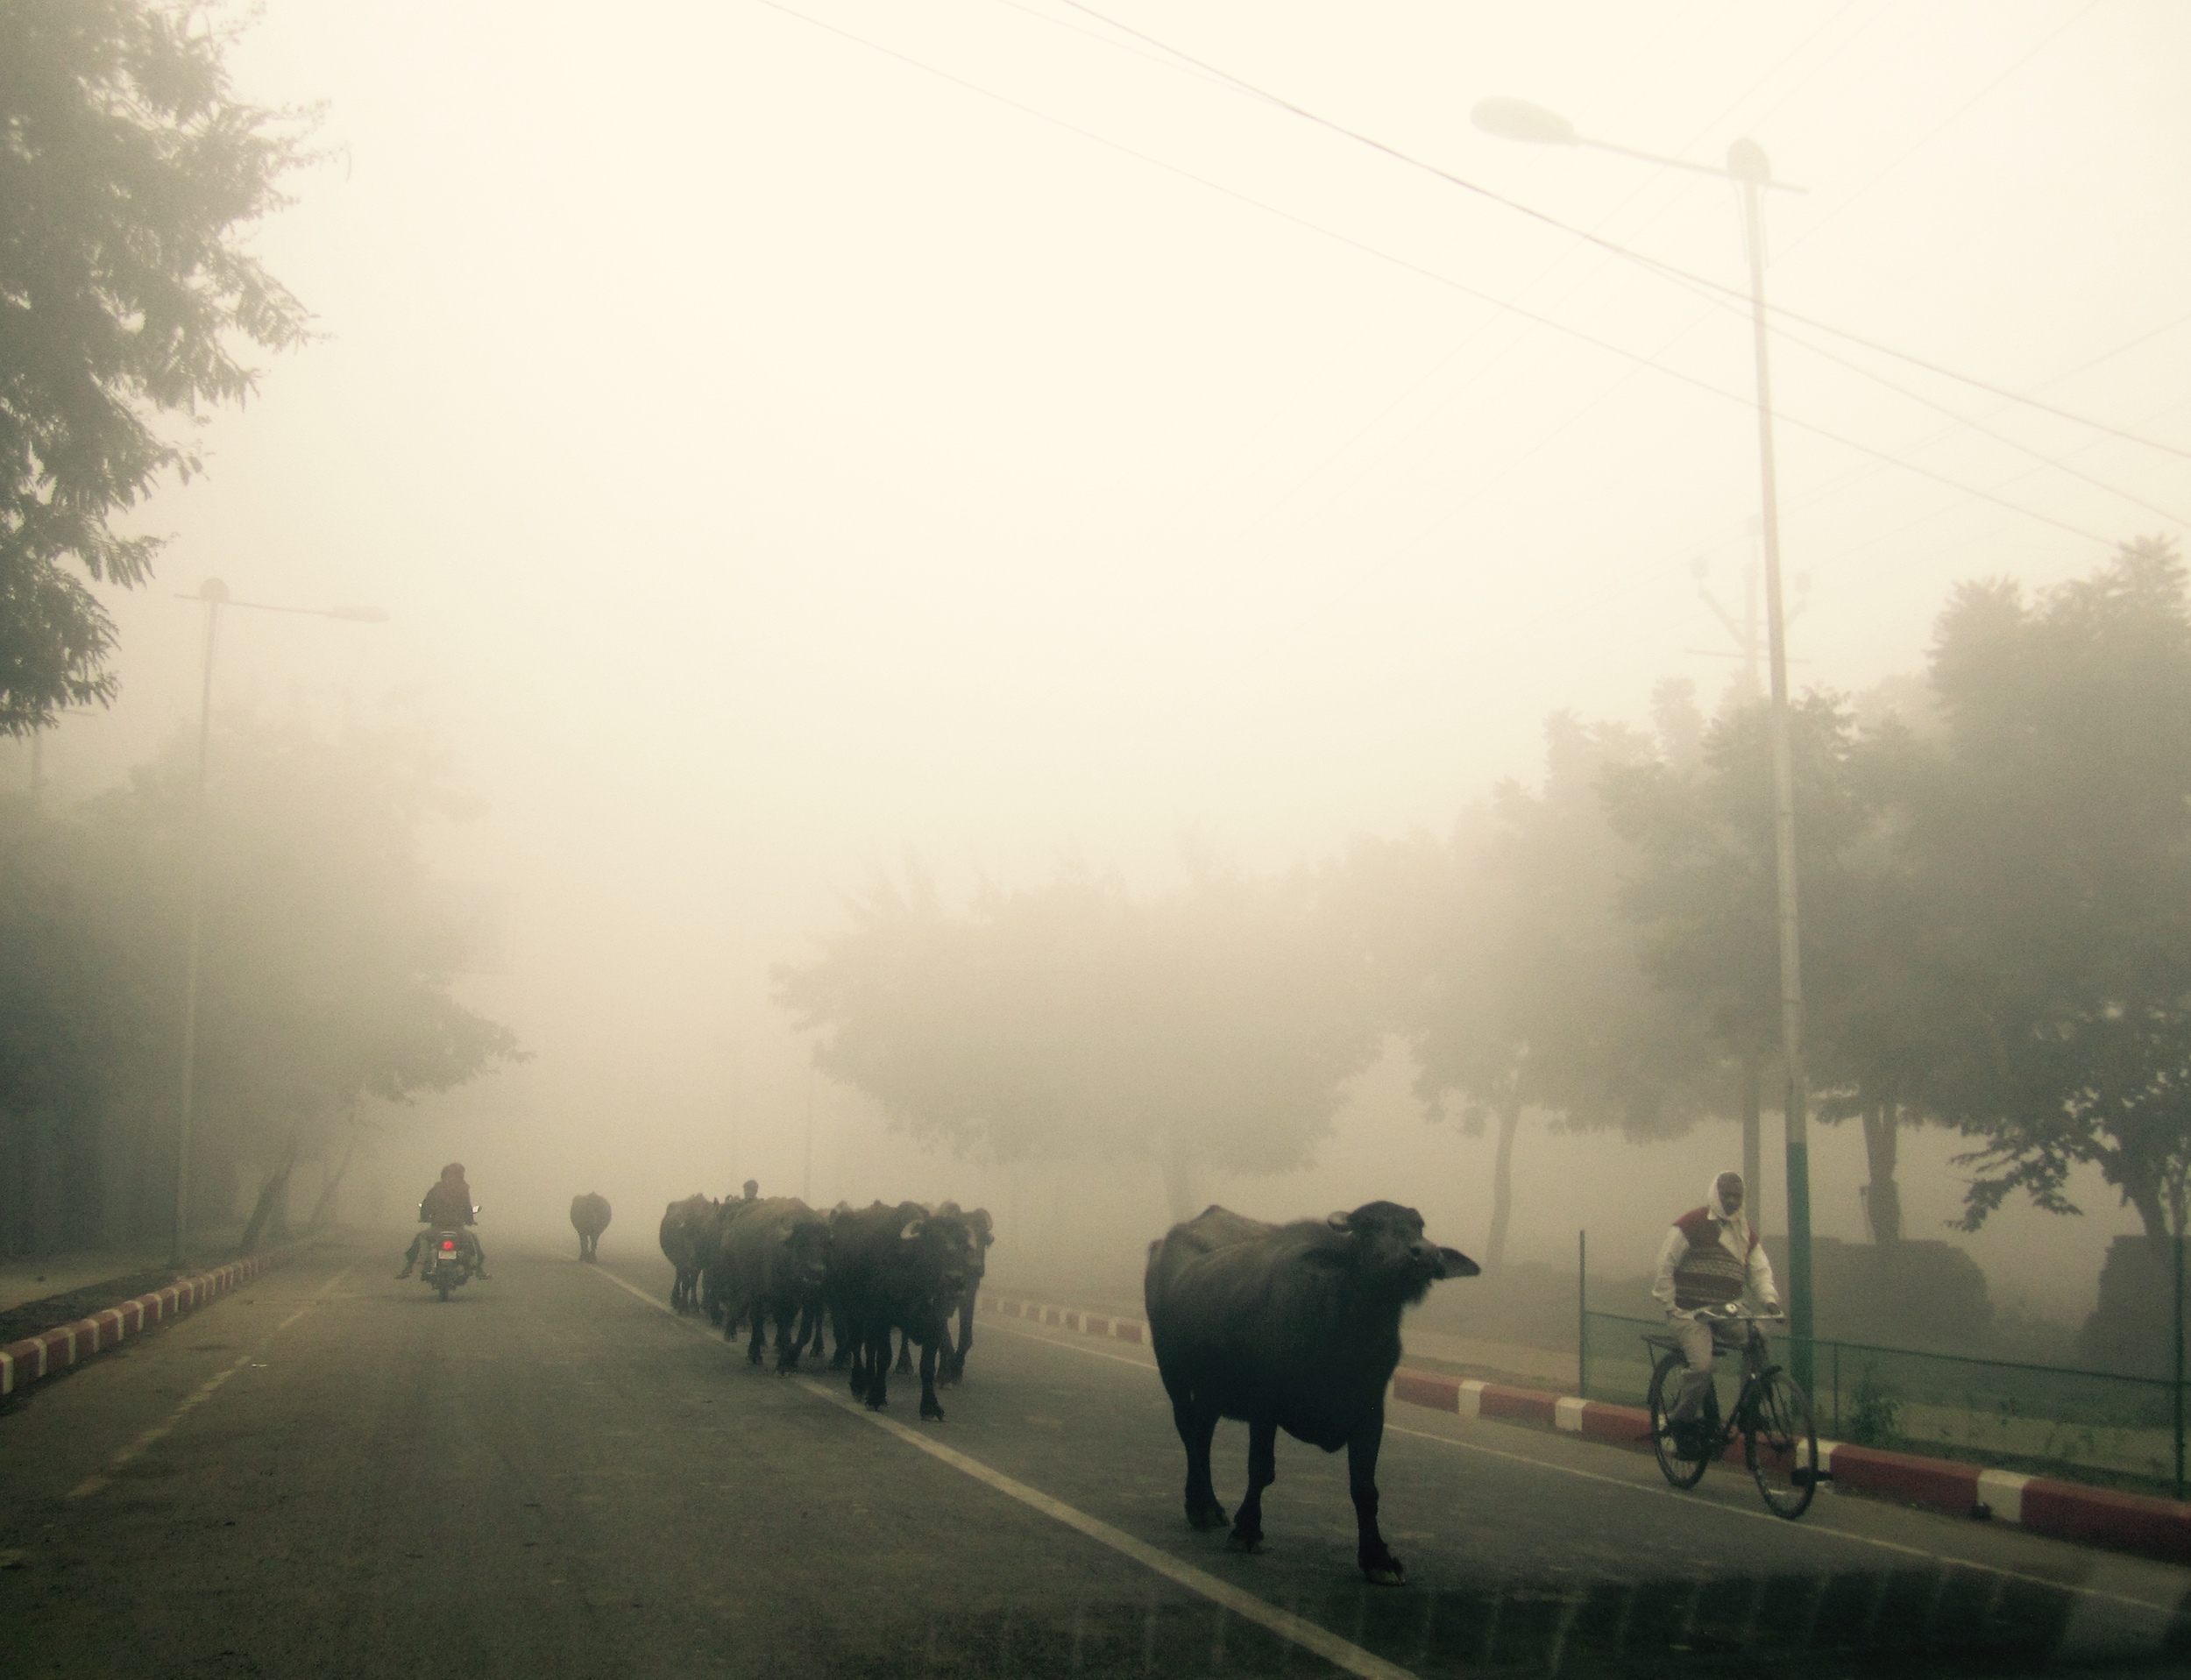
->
0 1244 312 1400
983 1291 2191 1566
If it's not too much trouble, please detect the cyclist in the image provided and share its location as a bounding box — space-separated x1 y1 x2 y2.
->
1651 1170 1778 1446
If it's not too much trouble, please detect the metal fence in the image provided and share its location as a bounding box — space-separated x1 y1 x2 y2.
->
1578 1305 2185 1493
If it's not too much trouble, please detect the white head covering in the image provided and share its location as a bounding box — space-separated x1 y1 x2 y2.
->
1706 1171 1748 1237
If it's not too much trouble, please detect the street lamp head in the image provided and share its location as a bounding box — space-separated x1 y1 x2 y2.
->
1471 96 1577 147
327 605 388 623
197 578 230 604
1726 137 1772 187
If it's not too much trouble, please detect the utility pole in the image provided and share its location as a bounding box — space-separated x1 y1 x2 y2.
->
1690 538 1808 1237
1733 138 1817 1393
170 579 384 1270
1473 98 1818 1392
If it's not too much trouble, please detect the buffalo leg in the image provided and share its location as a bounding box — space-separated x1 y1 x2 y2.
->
827 1304 851 1368
940 1294 973 1386
862 1326 892 1409
1227 1417 1277 1552
918 1336 946 1421
774 1301 801 1372
1348 1415 1403 1585
1161 1371 1227 1530
846 1325 868 1397
746 1297 769 1363
894 1329 914 1375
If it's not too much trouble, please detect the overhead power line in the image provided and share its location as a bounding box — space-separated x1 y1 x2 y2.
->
1053 0 2191 464
740 0 2117 547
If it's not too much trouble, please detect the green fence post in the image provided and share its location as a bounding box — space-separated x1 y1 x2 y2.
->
1578 1230 1588 1401
2174 1231 2184 1502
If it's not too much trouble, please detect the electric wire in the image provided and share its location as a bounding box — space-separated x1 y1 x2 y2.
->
736 0 2118 546
1777 0 2104 262
1053 0 2191 463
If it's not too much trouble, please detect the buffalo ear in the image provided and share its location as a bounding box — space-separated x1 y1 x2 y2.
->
1326 1211 1352 1233
1437 1247 1480 1279
899 1217 925 1241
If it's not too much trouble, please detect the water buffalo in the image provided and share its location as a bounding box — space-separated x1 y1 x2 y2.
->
1145 1201 1477 1585
713 1197 831 1370
829 1201 976 1421
932 1203 994 1386
569 1192 611 1261
658 1193 720 1314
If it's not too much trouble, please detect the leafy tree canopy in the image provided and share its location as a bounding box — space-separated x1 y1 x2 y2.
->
1907 537 2191 1237
0 0 315 732
773 858 1381 1218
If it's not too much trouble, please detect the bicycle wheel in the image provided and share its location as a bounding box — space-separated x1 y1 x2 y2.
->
1745 1369 1819 1519
1647 1350 1713 1488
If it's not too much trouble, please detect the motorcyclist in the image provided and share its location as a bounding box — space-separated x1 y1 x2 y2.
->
1651 1170 1778 1444
397 1162 490 1279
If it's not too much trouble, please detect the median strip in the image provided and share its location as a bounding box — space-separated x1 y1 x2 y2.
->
981 1291 2191 1567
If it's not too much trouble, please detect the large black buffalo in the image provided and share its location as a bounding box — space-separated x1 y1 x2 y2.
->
935 1203 993 1386
658 1193 720 1314
1145 1201 1476 1585
569 1192 611 1261
713 1197 831 1370
828 1201 976 1421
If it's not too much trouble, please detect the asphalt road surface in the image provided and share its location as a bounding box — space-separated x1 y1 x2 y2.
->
4 1233 2189 1679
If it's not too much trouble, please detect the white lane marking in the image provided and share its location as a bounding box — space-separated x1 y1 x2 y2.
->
585 1263 1415 1680
990 1315 2187 1621
67 1263 358 1500
796 1375 1415 1680
1383 1423 2178 1617
988 1319 1159 1370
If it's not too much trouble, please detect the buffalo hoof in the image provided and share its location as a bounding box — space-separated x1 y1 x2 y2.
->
1185 1501 1229 1532
1225 1531 1263 1554
864 1394 887 1412
920 1396 945 1421
1359 1552 1406 1587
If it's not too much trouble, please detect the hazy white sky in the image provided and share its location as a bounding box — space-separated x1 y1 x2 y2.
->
24 0 2191 1240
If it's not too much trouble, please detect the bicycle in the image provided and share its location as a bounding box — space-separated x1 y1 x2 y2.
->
1641 1305 1822 1519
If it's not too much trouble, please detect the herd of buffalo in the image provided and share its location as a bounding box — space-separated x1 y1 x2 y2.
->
566 1187 1478 1584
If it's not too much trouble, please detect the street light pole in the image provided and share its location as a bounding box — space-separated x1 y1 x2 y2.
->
1473 100 1816 1385
169 578 386 1270
1730 140 1816 1385
171 579 227 1268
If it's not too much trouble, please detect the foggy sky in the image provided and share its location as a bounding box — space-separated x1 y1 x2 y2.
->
18 1 2189 1318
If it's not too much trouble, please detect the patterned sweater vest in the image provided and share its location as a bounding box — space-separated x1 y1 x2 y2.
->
1671 1206 1751 1310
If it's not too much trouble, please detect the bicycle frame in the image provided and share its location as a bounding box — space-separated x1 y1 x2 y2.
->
1642 1308 1823 1517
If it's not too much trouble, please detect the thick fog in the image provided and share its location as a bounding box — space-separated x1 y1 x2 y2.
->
16 1 2189 1336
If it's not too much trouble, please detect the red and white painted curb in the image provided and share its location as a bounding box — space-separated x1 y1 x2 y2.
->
984 1291 2191 1566
0 1248 302 1400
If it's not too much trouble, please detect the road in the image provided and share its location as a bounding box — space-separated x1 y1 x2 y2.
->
3 1233 2188 1678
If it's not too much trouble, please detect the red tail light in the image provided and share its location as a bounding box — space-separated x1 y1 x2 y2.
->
441 1239 457 1251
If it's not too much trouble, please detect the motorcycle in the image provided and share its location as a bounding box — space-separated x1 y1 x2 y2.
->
421 1228 474 1301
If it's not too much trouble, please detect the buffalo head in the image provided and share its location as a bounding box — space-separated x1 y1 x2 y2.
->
1325 1201 1478 1300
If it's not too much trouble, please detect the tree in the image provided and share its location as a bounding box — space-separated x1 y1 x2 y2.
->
1605 686 1927 1239
1907 538 2191 1240
773 858 1382 1220
0 0 315 732
1378 699 1715 1268
0 707 519 1250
